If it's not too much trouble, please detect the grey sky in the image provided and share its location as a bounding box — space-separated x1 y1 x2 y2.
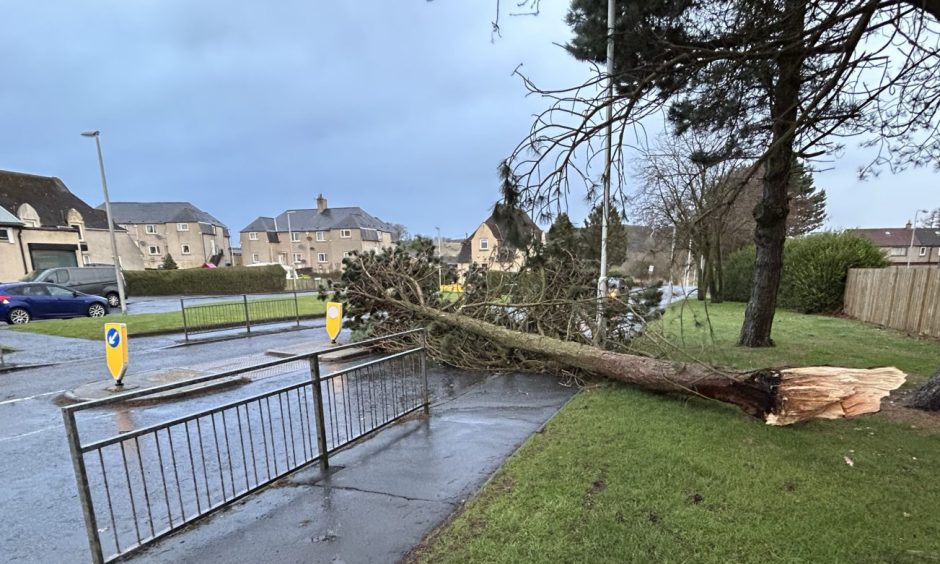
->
0 2 935 240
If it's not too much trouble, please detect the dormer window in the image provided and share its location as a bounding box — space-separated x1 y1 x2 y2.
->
17 203 40 227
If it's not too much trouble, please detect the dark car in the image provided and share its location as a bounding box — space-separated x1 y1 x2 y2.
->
20 266 125 308
0 282 109 325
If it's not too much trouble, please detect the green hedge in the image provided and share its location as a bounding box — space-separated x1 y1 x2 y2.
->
721 232 887 313
125 266 287 296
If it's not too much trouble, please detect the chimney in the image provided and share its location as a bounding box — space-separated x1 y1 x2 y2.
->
317 194 327 214
905 220 912 229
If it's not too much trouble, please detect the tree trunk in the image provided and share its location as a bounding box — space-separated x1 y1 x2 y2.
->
382 298 905 426
910 370 940 411
710 228 724 303
738 0 805 348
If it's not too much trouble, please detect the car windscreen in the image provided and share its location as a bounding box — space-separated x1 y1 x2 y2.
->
19 271 43 282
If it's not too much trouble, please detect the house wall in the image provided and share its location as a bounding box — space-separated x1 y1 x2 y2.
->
240 228 393 272
880 246 939 265
83 229 145 270
467 223 525 272
121 222 232 269
0 227 27 281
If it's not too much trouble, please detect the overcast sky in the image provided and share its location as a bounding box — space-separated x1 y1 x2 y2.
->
0 2 936 240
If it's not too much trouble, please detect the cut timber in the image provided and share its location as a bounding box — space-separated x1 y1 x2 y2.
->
767 367 907 426
375 297 907 425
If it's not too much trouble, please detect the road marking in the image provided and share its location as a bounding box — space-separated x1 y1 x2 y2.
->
0 389 64 407
0 412 112 443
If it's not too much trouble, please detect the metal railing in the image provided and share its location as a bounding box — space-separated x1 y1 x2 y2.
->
62 329 428 563
179 291 319 340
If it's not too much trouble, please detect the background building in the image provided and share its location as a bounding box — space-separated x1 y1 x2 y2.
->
240 194 395 273
850 223 940 266
0 170 143 280
456 209 542 275
105 202 232 269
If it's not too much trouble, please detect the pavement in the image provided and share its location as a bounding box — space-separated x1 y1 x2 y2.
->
132 371 575 564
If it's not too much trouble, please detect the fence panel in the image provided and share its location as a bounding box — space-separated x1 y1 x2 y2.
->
180 292 318 339
63 329 428 564
844 267 940 338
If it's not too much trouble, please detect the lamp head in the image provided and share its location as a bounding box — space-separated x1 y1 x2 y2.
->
80 131 100 138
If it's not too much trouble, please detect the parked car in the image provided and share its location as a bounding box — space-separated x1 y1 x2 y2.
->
0 282 109 325
20 266 125 307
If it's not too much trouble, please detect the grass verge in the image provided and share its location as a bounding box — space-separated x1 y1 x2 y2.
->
9 296 327 340
412 301 940 563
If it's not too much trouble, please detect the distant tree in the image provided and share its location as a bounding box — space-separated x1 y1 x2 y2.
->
920 208 940 229
161 254 179 270
389 223 410 242
544 213 580 260
582 204 627 266
786 161 827 236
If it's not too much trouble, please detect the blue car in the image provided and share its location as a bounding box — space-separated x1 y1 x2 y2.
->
0 282 109 325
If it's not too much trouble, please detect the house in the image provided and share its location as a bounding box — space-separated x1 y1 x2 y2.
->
0 170 143 281
849 222 940 265
456 208 542 275
105 202 233 269
239 194 396 273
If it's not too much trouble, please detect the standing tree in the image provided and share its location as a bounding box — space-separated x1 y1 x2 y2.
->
786 160 827 236
161 254 179 270
582 204 628 265
919 208 940 229
544 212 581 261
502 0 940 347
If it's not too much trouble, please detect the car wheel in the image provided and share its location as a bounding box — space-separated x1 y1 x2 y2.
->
106 293 121 308
88 303 107 318
8 308 30 325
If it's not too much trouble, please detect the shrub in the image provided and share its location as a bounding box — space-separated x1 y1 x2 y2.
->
125 265 286 296
778 231 887 313
721 232 887 313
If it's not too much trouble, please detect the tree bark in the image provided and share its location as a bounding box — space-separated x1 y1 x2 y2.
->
380 297 905 426
738 0 806 347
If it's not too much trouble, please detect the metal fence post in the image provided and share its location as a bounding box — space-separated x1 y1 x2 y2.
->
243 294 251 334
293 290 300 327
62 408 104 564
180 297 189 342
421 328 430 415
309 355 329 470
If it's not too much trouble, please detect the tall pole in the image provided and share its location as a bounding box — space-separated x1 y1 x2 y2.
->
435 226 443 289
907 209 927 268
286 211 295 268
594 0 616 346
82 131 127 315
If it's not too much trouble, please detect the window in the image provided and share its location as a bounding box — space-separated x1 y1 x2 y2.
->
252 253 260 263
316 231 326 242
148 246 161 255
340 229 352 239
47 286 73 297
0 228 10 242
248 232 259 241
70 223 84 241
889 247 907 256
145 225 157 234
919 247 928 257
479 238 489 250
290 231 301 242
317 253 328 263
177 223 189 231
293 253 304 263
181 244 192 255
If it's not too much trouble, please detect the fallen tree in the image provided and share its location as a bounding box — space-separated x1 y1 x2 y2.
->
340 247 905 426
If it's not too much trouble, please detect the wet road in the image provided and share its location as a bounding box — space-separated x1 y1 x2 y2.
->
0 326 345 564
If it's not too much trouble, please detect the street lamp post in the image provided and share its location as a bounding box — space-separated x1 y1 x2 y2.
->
435 226 443 289
907 209 929 268
81 131 127 315
594 0 616 347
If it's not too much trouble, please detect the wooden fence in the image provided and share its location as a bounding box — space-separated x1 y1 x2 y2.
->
844 267 940 338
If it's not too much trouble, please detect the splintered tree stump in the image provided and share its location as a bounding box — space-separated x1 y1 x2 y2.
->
382 299 906 426
910 370 940 411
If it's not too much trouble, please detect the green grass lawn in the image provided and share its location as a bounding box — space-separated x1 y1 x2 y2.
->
9 295 327 340
413 302 940 563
